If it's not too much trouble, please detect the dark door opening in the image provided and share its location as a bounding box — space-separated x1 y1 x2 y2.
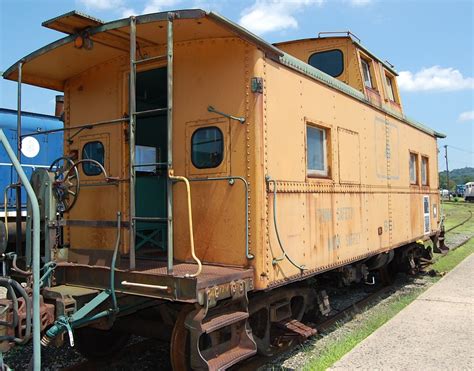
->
134 67 168 258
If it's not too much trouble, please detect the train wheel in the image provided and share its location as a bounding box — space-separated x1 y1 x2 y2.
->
170 305 194 371
74 326 130 360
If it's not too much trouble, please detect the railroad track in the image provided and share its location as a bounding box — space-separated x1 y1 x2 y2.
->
238 210 474 370
60 209 473 371
446 209 473 233
236 281 394 371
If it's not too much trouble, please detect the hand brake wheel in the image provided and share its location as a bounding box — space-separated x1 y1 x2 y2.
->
49 157 80 212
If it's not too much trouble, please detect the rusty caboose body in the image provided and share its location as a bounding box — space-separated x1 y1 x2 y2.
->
0 10 444 370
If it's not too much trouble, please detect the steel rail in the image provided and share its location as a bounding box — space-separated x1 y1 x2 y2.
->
446 209 473 233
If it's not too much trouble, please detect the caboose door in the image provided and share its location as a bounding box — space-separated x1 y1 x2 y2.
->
133 67 168 258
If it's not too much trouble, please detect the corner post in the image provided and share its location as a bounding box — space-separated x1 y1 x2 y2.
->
129 17 137 270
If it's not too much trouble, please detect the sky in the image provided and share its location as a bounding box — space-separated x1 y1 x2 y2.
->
0 0 473 171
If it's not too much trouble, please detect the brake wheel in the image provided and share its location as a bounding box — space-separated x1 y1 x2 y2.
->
49 157 80 212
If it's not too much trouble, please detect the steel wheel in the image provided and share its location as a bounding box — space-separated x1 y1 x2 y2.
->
170 305 194 371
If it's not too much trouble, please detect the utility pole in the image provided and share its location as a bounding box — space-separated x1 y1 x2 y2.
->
444 145 450 200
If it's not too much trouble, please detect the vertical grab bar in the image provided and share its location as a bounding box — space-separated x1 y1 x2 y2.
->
0 129 41 370
128 16 137 270
168 171 202 278
166 13 175 275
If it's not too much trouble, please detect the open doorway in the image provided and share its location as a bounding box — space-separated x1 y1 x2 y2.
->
134 67 168 258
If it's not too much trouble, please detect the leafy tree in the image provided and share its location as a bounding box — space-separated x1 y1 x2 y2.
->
438 167 474 190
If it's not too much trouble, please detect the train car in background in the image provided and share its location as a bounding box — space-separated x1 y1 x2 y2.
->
455 184 465 198
465 182 474 202
0 105 63 248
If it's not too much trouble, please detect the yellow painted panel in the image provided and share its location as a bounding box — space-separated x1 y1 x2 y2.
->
338 127 361 184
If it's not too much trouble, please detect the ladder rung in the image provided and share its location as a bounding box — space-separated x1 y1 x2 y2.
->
133 108 167 116
134 55 167 65
133 216 169 221
133 163 168 168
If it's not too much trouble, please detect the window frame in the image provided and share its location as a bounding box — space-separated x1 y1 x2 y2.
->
191 126 224 170
383 69 400 104
360 58 373 89
306 123 330 178
423 195 431 234
409 151 419 185
81 140 105 176
308 49 344 78
421 155 429 186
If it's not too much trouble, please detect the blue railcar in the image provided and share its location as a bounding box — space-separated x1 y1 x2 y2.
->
455 184 465 198
0 107 63 214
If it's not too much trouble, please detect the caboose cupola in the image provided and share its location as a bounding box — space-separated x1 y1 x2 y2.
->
274 31 403 114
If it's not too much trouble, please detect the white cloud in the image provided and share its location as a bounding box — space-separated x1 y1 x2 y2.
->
143 0 181 13
121 7 136 17
239 0 324 35
458 111 474 122
78 0 123 10
397 66 474 92
118 0 181 17
348 0 371 6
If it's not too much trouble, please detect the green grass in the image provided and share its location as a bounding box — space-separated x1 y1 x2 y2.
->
441 201 473 232
304 202 474 371
431 238 474 273
305 289 425 371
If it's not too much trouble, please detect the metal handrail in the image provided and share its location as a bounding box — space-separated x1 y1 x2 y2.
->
317 31 361 43
169 171 202 278
266 176 306 272
0 129 41 369
19 117 129 138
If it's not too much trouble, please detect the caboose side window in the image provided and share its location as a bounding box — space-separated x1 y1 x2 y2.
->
409 152 418 185
423 195 430 234
421 156 429 186
361 58 373 88
307 125 328 177
385 73 396 101
191 127 224 169
82 141 104 176
308 49 344 78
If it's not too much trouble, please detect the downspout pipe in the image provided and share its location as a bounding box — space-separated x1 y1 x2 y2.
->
0 129 41 370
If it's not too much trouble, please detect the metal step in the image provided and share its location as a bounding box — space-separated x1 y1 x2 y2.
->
201 311 249 334
207 346 257 371
276 318 317 339
185 281 257 370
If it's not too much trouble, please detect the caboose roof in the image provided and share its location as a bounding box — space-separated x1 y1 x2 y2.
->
2 9 283 91
2 9 445 138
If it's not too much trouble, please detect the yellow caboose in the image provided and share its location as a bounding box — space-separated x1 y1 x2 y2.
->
0 10 444 370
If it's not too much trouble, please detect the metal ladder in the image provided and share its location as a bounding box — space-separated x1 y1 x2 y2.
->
128 14 175 273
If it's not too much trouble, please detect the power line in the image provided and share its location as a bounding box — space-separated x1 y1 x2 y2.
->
447 145 474 154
